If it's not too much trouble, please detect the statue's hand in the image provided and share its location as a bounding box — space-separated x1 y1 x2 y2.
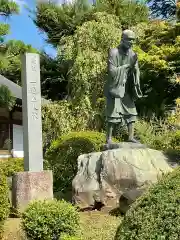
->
124 64 131 69
129 54 138 69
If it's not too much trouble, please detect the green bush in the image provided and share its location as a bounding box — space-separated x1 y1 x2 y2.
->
42 100 98 153
170 130 180 153
135 119 174 150
115 167 180 240
0 158 23 177
22 200 80 240
61 234 81 240
0 158 23 217
0 169 10 237
45 131 108 193
42 101 76 152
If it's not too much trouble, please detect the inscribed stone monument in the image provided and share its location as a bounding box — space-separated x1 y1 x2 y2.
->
104 29 142 144
21 53 43 171
12 53 53 212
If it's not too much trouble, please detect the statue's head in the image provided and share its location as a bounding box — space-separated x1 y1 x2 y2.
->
120 29 136 50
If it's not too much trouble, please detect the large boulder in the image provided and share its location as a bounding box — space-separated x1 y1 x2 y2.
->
72 142 173 212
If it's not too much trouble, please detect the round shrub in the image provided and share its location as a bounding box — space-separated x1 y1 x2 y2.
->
115 167 180 240
21 199 80 240
0 158 23 177
0 169 10 237
0 158 23 217
45 131 109 193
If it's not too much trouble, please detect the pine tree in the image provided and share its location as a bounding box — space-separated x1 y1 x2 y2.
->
0 0 19 66
0 0 19 42
147 0 176 20
34 0 148 47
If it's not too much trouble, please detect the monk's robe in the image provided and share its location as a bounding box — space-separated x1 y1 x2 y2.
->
104 47 142 124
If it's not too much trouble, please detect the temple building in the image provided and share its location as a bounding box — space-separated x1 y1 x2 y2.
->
0 74 48 159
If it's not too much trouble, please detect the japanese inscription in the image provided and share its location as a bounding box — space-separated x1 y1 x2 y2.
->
29 57 39 120
21 53 43 171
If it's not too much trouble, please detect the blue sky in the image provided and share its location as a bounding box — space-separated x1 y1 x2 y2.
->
2 0 62 57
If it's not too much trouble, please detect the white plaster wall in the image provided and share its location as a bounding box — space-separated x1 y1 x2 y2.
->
12 124 24 158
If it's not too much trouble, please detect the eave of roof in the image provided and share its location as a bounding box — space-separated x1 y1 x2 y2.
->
0 74 49 105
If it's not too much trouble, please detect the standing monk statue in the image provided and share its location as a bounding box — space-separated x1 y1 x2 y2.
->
104 29 142 144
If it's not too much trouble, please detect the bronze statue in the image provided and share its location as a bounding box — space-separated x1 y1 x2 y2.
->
104 29 142 144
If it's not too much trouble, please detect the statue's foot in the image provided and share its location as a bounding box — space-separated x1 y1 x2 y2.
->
128 138 140 144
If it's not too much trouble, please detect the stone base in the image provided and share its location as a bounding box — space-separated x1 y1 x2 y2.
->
102 142 147 151
72 143 173 213
12 170 53 212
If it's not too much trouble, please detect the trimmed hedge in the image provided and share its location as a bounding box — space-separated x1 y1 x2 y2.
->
0 169 10 237
115 167 180 240
0 158 23 177
21 200 80 240
45 131 109 193
0 158 24 218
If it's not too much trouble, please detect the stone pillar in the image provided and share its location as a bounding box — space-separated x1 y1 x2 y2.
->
12 53 53 212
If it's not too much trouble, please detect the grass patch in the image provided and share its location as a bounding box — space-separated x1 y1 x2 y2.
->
80 212 119 240
3 212 119 240
3 218 24 240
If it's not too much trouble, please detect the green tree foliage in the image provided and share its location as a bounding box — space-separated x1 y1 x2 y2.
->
0 40 38 84
0 1 38 84
133 21 180 115
1 0 179 119
177 0 180 21
0 0 19 66
34 0 93 47
168 98 180 127
63 12 121 103
95 0 149 28
135 118 180 154
147 0 176 20
33 0 179 116
0 0 19 41
42 101 77 152
62 17 180 116
0 85 16 110
1 0 148 100
42 99 96 153
0 0 19 16
40 51 71 100
34 0 148 47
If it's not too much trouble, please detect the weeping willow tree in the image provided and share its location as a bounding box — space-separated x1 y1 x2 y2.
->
0 85 16 111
